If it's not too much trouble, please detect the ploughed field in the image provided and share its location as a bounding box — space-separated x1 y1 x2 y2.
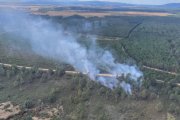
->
0 9 180 119
0 4 174 17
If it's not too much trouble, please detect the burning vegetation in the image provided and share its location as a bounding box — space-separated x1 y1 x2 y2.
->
0 12 143 94
0 3 180 120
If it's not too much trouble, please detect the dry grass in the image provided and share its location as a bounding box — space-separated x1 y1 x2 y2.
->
32 106 63 120
0 101 21 120
0 4 173 17
0 4 55 12
32 11 173 17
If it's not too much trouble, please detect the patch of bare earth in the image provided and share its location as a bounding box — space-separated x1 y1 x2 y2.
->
0 101 21 120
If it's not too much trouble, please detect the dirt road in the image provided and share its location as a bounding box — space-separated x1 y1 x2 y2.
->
143 65 178 76
0 62 179 87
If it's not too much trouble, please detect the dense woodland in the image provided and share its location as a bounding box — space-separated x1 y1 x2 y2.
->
51 15 180 73
0 64 179 119
0 13 180 119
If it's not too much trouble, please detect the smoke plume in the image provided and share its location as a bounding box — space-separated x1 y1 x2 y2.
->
0 11 143 94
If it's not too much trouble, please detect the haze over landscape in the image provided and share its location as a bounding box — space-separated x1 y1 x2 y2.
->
0 0 179 120
0 0 180 5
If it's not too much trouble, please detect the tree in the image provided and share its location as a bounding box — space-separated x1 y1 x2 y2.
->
48 69 54 76
78 77 87 90
6 70 11 78
140 89 149 100
0 65 5 76
31 66 38 74
167 113 175 120
11 65 18 76
34 70 42 79
75 103 87 120
55 67 65 77
13 73 25 87
23 99 34 109
114 87 123 98
155 102 163 112
168 103 180 114
24 115 33 120
97 112 110 120
41 73 49 82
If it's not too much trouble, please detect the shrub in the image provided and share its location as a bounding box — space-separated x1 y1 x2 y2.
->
78 77 87 90
155 102 163 112
167 113 176 120
174 87 180 96
41 73 49 82
168 103 180 114
48 69 54 76
46 94 57 103
86 80 95 90
52 116 62 120
34 70 42 79
79 90 90 102
75 103 87 120
55 67 65 77
0 65 5 76
70 96 79 104
20 67 26 73
169 94 176 101
24 116 33 120
114 87 124 97
43 88 60 103
14 74 24 86
0 84 4 90
6 70 11 78
98 87 107 96
97 112 110 120
11 65 18 76
31 66 38 74
23 99 34 109
148 92 157 100
140 89 149 100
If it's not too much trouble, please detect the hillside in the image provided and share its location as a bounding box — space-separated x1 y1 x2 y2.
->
163 3 180 8
0 3 180 120
20 1 133 7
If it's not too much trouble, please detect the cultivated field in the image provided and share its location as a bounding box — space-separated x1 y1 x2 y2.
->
32 11 173 17
0 4 174 17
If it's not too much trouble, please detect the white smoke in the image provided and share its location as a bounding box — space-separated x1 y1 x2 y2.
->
0 12 143 94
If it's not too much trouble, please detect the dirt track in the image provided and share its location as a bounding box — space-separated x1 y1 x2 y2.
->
0 63 120 78
0 62 179 87
0 63 52 72
143 65 178 76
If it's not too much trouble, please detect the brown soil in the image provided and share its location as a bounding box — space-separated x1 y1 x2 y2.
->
0 101 21 120
32 11 173 17
0 4 173 17
32 106 63 120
